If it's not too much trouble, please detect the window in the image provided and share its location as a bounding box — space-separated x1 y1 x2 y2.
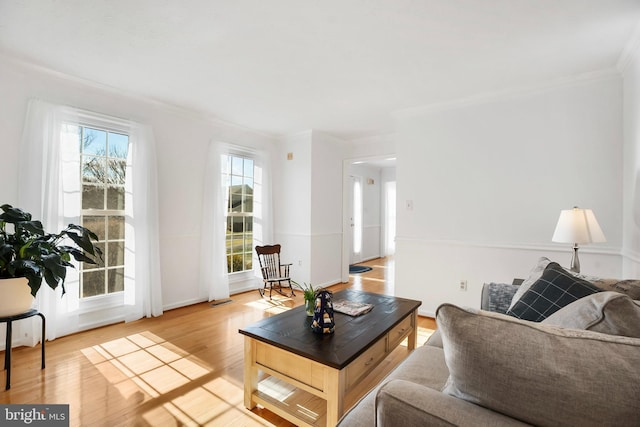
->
222 154 254 273
75 125 129 298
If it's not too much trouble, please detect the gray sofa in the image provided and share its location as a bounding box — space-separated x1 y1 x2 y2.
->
337 258 640 427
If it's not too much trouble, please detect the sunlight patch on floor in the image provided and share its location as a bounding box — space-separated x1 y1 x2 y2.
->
244 296 295 315
81 331 212 403
141 376 273 426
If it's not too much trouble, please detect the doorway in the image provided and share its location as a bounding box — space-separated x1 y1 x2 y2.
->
341 157 396 282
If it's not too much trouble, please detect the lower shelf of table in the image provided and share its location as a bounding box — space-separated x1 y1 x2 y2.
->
254 376 327 427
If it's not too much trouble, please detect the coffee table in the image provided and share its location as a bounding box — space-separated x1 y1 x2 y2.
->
239 289 421 427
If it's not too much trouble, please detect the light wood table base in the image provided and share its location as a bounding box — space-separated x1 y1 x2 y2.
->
243 309 418 427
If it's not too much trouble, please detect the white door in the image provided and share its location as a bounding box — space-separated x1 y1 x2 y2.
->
349 175 363 265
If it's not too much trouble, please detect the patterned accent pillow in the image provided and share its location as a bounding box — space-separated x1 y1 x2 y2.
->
486 282 519 314
507 256 551 311
506 262 601 322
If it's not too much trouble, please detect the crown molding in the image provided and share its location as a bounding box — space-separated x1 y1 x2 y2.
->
0 49 277 141
392 68 620 120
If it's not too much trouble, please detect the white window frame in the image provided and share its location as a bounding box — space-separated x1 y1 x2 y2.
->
71 111 133 313
223 152 255 281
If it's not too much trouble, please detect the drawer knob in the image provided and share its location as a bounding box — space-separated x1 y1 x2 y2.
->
364 357 374 366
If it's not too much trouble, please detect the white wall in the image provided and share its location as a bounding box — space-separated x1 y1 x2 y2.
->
622 47 640 276
274 130 346 287
0 56 276 316
273 131 313 283
310 132 346 286
395 76 624 316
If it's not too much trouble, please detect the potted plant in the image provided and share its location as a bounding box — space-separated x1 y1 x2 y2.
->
292 281 322 316
0 204 102 316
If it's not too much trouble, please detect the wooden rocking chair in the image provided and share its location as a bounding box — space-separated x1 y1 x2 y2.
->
255 244 295 299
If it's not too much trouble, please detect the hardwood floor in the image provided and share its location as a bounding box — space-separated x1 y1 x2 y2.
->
0 257 436 426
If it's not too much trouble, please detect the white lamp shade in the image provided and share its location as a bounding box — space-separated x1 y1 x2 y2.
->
552 208 606 244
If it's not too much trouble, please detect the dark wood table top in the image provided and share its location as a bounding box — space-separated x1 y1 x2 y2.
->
239 289 421 369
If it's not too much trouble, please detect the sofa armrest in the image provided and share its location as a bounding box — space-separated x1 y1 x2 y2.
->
481 282 520 313
375 380 530 427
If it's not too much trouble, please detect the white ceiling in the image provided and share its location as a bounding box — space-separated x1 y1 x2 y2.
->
1 0 639 140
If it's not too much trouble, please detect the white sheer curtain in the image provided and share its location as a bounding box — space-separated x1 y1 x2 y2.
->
15 98 163 346
123 124 163 321
199 141 230 301
198 142 274 299
16 99 82 343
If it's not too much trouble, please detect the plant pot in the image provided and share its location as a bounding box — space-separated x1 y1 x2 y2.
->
0 278 34 317
305 298 315 316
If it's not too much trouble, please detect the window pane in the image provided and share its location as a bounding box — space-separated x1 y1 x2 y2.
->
232 236 243 253
231 216 243 233
84 242 106 269
226 255 232 273
83 216 106 241
82 270 105 298
83 156 106 183
108 268 125 293
226 235 232 256
106 186 125 210
82 185 104 209
83 128 107 156
246 218 253 232
231 193 242 212
108 133 129 159
231 254 243 272
108 241 125 267
243 195 253 213
107 159 127 185
244 252 253 270
231 157 243 176
244 159 254 178
108 216 125 240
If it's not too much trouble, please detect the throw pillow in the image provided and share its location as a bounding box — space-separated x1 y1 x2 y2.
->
507 256 551 311
590 278 640 300
542 291 640 338
436 304 640 427
506 262 601 322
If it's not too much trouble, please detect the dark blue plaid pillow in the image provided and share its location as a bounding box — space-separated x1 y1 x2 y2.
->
507 262 601 322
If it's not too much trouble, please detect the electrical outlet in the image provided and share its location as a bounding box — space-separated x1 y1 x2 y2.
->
459 280 468 291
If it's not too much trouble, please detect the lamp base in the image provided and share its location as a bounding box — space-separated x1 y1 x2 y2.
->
569 244 580 273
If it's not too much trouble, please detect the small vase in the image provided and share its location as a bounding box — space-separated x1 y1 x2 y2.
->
305 298 315 316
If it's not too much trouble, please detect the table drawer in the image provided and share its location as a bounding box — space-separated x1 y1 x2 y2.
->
387 314 413 350
345 335 387 391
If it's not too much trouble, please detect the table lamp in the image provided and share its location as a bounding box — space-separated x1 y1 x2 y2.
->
551 207 606 273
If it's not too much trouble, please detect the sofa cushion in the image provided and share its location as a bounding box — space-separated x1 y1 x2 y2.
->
507 256 551 311
375 380 530 427
337 344 449 426
506 262 601 322
542 291 640 338
436 304 640 427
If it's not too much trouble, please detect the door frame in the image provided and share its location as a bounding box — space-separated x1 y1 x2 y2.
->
341 155 395 283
